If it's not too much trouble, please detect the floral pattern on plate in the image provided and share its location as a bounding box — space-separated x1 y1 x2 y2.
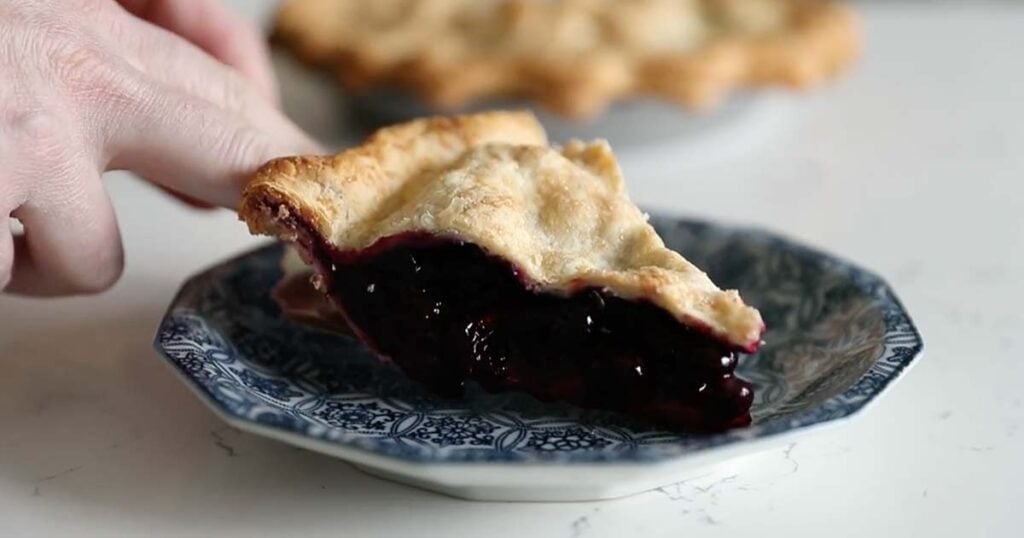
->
155 216 923 463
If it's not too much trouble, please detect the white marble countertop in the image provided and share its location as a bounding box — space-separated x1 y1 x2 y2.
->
2 2 1021 536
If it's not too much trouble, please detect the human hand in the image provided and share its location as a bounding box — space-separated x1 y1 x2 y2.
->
0 0 320 296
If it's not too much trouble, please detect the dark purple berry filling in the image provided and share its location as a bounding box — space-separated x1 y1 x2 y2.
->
314 232 753 432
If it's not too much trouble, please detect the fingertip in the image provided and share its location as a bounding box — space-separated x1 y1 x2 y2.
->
200 2 281 106
245 27 281 106
0 225 12 293
127 0 281 105
217 18 280 106
7 214 125 297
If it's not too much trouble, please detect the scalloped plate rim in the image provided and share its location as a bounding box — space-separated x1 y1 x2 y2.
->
153 347 879 502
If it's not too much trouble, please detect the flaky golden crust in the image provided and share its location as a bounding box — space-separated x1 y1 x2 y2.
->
272 0 859 119
240 111 764 351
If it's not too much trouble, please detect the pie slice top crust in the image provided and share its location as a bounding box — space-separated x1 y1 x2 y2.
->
272 0 859 117
241 111 764 352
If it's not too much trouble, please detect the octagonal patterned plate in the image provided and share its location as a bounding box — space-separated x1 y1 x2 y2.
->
154 216 923 501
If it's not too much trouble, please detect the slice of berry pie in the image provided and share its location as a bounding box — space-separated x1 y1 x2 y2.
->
240 111 764 431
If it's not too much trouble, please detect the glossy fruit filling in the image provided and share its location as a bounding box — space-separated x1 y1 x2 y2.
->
315 233 753 432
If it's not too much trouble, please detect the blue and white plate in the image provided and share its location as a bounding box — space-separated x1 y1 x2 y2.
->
154 216 923 501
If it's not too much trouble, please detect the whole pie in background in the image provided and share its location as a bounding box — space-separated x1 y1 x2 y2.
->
272 0 860 118
239 111 765 431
